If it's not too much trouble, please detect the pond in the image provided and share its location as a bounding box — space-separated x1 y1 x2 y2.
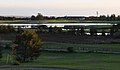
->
0 22 115 28
42 23 114 27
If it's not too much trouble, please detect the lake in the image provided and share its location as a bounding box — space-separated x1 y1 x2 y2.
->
0 23 116 28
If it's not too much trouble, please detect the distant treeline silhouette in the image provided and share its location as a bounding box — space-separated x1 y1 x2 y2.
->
0 13 120 21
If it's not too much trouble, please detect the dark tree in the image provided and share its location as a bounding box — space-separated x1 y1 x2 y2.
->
102 30 106 36
13 30 42 63
80 27 85 35
31 15 36 20
110 14 116 21
36 13 44 20
90 27 97 36
0 45 2 58
99 15 106 21
117 15 120 21
0 25 15 33
49 26 53 34
67 47 74 53
53 26 62 34
106 15 110 21
110 25 118 36
37 25 48 33
76 28 80 35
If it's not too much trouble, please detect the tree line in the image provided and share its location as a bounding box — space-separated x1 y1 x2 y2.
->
0 24 119 36
0 13 43 20
86 14 120 21
0 13 120 21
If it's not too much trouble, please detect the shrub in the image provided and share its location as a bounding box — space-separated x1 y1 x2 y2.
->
88 50 95 53
5 43 11 50
0 54 1 58
67 47 74 53
0 45 2 58
13 29 42 63
0 25 15 33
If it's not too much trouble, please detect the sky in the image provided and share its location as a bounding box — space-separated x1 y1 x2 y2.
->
0 0 120 16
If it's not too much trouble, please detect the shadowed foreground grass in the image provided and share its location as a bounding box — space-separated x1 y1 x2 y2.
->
20 51 120 70
42 42 120 50
0 51 120 70
0 43 120 70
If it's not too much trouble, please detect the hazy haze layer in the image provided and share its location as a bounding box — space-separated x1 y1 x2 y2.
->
0 0 120 16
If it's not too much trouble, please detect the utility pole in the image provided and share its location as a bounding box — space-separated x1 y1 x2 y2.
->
96 11 99 17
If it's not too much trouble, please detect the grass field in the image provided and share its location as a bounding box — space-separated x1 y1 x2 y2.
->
46 20 120 24
19 52 120 70
46 19 78 23
1 52 120 70
42 42 120 50
0 43 120 70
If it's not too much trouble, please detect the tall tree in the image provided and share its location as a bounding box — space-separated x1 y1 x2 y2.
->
13 29 42 63
49 26 53 34
36 13 44 20
0 45 2 58
110 14 116 21
0 25 15 33
110 25 118 36
80 27 85 35
31 15 36 20
90 27 97 36
102 30 106 36
53 26 62 34
99 15 106 21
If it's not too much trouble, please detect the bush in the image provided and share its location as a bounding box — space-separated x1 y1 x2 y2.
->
0 46 2 58
67 47 74 53
88 50 95 53
13 29 42 63
0 54 2 58
0 25 15 33
5 44 11 50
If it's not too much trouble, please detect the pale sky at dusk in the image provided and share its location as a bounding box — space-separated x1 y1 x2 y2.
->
0 0 120 16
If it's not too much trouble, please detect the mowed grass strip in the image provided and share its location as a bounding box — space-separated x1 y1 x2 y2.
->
1 52 120 70
0 52 120 70
21 51 120 70
22 43 120 70
0 43 120 70
42 42 120 50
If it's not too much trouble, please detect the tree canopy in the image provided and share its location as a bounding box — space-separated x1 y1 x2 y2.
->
13 29 42 63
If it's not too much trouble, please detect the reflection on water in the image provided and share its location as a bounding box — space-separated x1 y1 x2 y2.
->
0 23 115 28
86 33 110 35
43 23 114 27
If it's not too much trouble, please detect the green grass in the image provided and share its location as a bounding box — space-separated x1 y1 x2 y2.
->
21 52 120 70
46 19 120 23
1 20 120 25
42 42 120 50
46 20 120 24
46 19 78 23
1 52 120 70
0 20 25 23
0 43 120 70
